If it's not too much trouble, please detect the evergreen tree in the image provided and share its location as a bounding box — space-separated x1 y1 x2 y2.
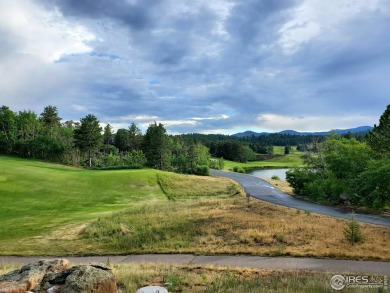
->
74 114 102 167
142 122 171 170
367 104 390 156
284 145 291 155
128 122 142 151
114 129 130 152
40 106 61 138
0 106 16 152
344 212 364 244
103 124 114 145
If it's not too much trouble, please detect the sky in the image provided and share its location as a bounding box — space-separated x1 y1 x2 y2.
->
0 0 389 134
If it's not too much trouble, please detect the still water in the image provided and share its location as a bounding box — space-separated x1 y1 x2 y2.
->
246 168 290 180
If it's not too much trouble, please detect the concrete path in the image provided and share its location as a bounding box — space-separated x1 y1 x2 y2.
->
211 170 390 227
1 254 389 274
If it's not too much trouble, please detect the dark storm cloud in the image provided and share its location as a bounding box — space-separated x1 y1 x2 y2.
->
283 7 390 116
2 0 389 133
38 0 162 30
225 0 299 44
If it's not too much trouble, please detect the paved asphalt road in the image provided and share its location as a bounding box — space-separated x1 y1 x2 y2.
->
1 254 389 274
211 170 390 227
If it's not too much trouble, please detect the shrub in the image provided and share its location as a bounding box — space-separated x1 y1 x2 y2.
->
356 159 390 209
209 158 224 170
271 175 280 180
218 157 224 170
344 213 364 244
234 166 244 173
195 165 210 176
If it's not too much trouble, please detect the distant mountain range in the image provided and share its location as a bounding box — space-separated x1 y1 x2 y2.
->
232 126 373 137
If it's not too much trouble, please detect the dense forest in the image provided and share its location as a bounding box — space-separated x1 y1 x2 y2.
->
286 104 390 209
0 105 221 174
179 131 370 158
2 104 330 169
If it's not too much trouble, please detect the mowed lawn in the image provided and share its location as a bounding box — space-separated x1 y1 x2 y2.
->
0 156 159 241
0 155 239 252
223 146 304 170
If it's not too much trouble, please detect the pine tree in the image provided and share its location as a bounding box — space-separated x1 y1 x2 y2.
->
74 114 102 167
103 124 114 145
0 106 16 152
284 145 291 155
142 122 171 170
114 129 130 152
128 122 142 151
344 212 364 244
367 104 390 156
40 105 61 138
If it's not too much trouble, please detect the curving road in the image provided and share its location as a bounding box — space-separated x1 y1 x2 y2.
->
1 254 389 274
211 170 390 227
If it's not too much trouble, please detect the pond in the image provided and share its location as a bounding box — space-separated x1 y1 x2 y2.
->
246 168 290 180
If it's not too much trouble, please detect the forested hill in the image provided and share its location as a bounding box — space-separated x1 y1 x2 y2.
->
232 126 373 137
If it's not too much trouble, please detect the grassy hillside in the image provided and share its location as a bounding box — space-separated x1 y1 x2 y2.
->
0 155 240 253
1 155 389 261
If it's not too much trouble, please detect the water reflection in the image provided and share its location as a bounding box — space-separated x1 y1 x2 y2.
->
246 168 290 180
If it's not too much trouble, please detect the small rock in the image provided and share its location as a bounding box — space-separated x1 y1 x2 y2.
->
136 286 168 293
47 285 64 293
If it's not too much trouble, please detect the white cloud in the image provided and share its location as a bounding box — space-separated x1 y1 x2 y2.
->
118 115 159 121
199 128 231 134
0 0 95 62
72 104 87 111
192 114 229 120
278 0 384 54
140 120 198 128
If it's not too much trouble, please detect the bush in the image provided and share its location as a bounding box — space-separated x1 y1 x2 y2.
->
233 166 245 173
218 157 224 170
286 167 318 196
356 159 390 209
344 213 364 244
271 175 280 180
195 165 210 176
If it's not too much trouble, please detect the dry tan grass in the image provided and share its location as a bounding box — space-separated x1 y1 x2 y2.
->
182 197 390 260
5 177 389 261
0 262 347 293
261 178 294 195
72 193 390 261
112 263 346 293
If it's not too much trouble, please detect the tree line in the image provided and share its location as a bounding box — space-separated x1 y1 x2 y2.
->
286 104 390 209
0 105 219 175
180 133 328 156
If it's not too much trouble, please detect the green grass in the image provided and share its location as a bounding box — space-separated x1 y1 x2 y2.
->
0 156 161 242
224 146 304 170
0 155 239 254
2 155 389 261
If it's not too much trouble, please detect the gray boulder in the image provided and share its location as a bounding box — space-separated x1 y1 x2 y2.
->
0 260 116 293
0 259 69 293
